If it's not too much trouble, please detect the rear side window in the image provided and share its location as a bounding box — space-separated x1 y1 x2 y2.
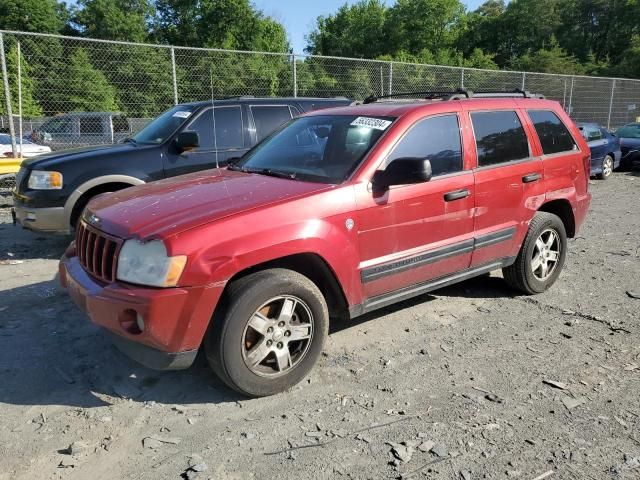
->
112 115 129 133
385 114 463 176
188 106 244 149
251 105 293 141
471 111 529 166
79 116 104 135
528 110 576 154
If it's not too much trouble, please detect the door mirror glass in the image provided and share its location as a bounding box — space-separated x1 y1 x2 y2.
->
372 157 432 190
175 130 199 151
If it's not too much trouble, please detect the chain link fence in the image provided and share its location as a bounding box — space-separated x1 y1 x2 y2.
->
1 29 640 194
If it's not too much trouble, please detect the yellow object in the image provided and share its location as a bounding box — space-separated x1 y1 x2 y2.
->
49 171 63 188
0 157 23 175
164 255 188 287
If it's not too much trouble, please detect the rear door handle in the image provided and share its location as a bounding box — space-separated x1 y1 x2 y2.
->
443 189 470 202
522 173 542 183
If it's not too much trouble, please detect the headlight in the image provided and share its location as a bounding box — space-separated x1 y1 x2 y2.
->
28 170 63 189
116 239 187 287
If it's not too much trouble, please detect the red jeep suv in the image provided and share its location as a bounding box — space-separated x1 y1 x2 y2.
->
60 90 591 397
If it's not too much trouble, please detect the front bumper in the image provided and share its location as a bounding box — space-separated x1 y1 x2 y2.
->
59 254 224 370
13 203 68 233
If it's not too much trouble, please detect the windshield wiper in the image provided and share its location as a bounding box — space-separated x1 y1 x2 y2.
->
122 137 137 145
229 165 297 180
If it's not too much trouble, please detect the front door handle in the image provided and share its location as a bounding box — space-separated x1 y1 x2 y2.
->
522 173 542 183
443 189 470 202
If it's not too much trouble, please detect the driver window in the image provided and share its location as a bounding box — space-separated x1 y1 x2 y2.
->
385 114 463 176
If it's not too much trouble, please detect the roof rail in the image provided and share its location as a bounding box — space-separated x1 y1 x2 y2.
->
363 88 545 104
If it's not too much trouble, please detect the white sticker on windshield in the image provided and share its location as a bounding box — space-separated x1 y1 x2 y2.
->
172 111 192 119
350 117 392 130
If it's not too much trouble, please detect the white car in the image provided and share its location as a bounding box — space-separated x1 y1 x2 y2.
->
0 134 51 158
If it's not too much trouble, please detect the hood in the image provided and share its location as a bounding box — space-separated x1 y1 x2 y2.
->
85 168 333 239
22 143 141 170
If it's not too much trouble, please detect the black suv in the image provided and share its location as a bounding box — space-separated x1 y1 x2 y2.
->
13 97 351 234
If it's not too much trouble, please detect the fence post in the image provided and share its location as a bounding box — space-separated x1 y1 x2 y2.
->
568 77 574 116
562 78 567 109
389 62 393 95
0 32 17 158
292 54 297 98
380 65 384 96
170 46 178 105
17 41 22 155
460 68 465 89
607 79 616 130
521 72 526 90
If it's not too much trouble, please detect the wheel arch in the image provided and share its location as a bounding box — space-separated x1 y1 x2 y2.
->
64 175 145 227
538 199 575 238
222 253 350 321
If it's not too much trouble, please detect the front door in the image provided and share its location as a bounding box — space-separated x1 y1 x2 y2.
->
355 113 476 299
163 105 249 177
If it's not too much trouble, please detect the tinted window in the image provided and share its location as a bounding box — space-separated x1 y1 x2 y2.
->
42 117 72 134
386 114 462 176
187 106 243 149
133 104 199 144
112 115 129 133
252 106 293 141
79 116 104 135
471 111 529 166
616 124 640 138
528 110 576 154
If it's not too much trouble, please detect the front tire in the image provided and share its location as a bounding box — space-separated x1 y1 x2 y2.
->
503 212 567 294
597 155 613 179
205 269 328 397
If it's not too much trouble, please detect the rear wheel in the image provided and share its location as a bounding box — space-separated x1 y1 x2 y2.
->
205 269 328 397
503 212 567 294
597 154 613 179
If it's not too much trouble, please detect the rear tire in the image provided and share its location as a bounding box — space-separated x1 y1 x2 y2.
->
205 268 328 397
597 155 613 179
503 212 567 294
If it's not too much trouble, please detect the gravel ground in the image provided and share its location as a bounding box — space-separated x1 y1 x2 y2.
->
0 173 639 480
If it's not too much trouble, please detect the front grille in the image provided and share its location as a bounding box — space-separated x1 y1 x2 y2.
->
76 221 123 282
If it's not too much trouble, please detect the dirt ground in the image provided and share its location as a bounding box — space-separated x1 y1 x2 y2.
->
0 173 639 480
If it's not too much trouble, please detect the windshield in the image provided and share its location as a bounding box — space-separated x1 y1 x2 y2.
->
616 124 640 139
132 105 200 144
0 134 33 145
234 115 394 183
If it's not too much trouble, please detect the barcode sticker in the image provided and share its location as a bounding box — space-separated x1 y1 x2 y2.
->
350 117 392 130
172 111 192 118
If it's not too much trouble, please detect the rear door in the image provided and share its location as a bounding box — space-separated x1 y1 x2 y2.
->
356 111 476 298
163 104 248 177
249 105 295 144
467 107 546 267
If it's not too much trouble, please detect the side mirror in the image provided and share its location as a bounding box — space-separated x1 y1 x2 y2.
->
175 130 199 151
372 157 432 190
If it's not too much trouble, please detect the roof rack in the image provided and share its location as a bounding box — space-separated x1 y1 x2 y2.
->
363 88 545 104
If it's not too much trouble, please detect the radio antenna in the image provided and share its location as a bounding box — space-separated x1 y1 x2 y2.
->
210 67 219 169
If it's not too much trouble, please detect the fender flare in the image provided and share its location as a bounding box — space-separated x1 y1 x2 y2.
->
64 175 145 226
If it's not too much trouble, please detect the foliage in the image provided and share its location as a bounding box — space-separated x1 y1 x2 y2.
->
0 44 42 116
65 48 118 112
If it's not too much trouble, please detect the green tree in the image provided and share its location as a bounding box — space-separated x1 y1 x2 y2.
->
0 44 42 117
0 0 65 32
306 0 388 58
73 0 155 42
155 0 289 52
387 0 466 56
510 37 585 74
65 47 118 111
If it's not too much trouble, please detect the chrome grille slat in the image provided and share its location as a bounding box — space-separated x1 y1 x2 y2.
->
75 221 122 283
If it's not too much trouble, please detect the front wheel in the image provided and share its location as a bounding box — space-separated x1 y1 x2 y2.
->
503 212 567 294
205 269 328 397
597 155 613 179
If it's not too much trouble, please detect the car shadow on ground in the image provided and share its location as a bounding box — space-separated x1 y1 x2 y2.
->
0 272 519 409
